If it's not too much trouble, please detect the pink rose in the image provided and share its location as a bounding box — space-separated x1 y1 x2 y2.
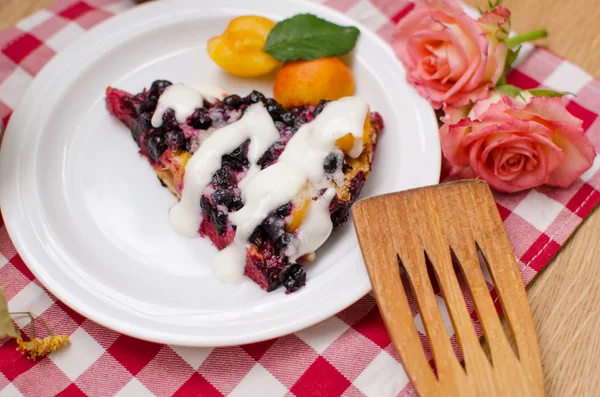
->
392 0 510 109
440 93 596 193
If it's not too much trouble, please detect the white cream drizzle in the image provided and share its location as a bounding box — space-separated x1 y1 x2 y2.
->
192 84 227 103
286 188 336 262
151 84 205 128
169 103 280 237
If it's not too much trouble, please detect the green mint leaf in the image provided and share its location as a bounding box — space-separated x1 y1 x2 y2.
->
496 84 523 98
263 14 360 61
529 89 576 98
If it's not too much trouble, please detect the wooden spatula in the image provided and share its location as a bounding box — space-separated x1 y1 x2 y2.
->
352 180 544 397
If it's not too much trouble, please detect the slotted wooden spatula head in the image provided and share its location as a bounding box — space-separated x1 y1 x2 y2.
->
352 180 544 397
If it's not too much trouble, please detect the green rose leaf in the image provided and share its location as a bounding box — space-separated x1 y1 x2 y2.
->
263 14 360 61
529 89 575 98
496 84 523 98
0 287 19 339
478 0 503 14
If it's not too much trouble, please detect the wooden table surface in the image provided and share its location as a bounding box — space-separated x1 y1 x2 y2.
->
0 0 599 395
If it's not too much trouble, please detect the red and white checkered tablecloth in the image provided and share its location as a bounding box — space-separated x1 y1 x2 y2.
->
1 0 600 396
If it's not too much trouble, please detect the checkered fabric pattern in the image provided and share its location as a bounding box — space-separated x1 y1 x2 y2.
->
1 0 599 396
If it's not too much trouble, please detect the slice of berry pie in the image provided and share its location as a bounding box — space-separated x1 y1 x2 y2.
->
106 80 383 293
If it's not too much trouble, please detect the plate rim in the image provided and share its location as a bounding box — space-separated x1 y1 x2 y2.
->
0 0 440 346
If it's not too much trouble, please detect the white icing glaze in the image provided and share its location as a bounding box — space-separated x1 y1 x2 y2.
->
213 97 369 284
286 188 336 262
192 84 227 103
151 84 205 128
169 103 280 237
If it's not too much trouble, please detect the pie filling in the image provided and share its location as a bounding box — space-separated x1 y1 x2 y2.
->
106 80 384 293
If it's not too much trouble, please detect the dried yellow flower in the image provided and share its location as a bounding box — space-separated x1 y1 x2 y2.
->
1 287 71 360
17 334 70 360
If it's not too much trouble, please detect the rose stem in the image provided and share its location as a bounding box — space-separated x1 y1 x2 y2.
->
506 30 548 48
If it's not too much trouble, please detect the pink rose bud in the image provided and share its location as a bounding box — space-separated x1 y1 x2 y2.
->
440 93 596 193
392 0 510 109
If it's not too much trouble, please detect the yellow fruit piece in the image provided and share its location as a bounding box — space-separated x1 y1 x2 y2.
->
287 197 310 232
334 112 371 154
177 151 192 167
363 112 371 144
226 15 275 36
335 133 355 153
207 16 282 77
274 57 355 107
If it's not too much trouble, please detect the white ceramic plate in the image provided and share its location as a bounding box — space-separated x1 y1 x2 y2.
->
0 0 439 346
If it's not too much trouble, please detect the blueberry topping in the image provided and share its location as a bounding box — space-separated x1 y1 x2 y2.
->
120 97 136 118
212 189 234 207
279 264 306 293
157 175 167 187
211 166 233 188
258 150 274 169
133 93 146 104
275 232 294 253
265 98 283 121
276 203 292 217
313 99 329 118
262 214 285 240
213 212 228 236
149 80 172 98
133 114 150 139
245 90 265 104
230 195 244 211
281 111 296 126
249 227 265 246
222 145 249 171
324 152 342 173
200 196 212 215
133 93 155 113
146 135 167 161
189 108 212 130
165 129 186 150
223 94 242 109
161 109 177 130
141 99 157 113
139 113 152 129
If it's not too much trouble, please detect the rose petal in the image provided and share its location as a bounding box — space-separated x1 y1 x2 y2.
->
446 82 493 108
521 97 595 187
393 9 435 68
469 91 503 119
546 126 596 187
441 104 471 124
422 0 465 16
441 21 487 98
441 121 476 166
487 41 507 83
524 96 583 127
460 118 533 147
478 6 511 28
481 134 536 160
